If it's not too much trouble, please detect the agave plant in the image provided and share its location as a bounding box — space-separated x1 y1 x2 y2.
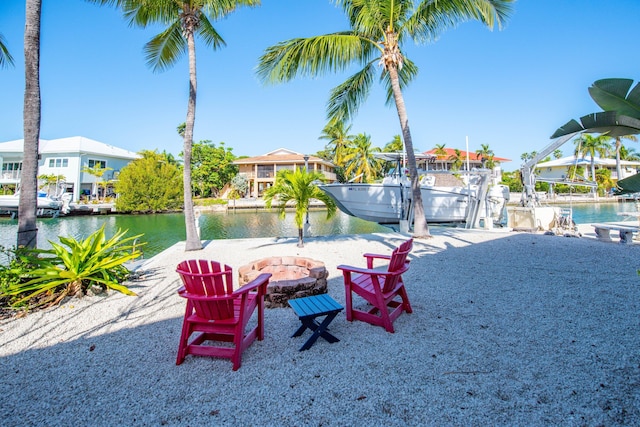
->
3 225 143 308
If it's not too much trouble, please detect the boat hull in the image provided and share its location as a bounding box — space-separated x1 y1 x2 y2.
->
319 183 476 224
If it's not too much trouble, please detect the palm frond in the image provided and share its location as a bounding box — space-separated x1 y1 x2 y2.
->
326 61 377 123
144 21 186 72
257 33 377 83
0 33 14 69
197 14 227 50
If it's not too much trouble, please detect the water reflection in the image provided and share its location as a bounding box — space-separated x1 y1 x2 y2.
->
0 210 390 258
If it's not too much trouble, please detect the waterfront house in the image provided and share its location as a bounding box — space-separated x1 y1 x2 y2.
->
536 155 640 182
422 148 511 184
233 148 337 198
0 136 140 201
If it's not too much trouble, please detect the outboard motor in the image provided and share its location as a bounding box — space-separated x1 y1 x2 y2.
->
487 185 510 226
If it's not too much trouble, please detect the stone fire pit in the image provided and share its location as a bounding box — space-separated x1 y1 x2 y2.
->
238 257 328 308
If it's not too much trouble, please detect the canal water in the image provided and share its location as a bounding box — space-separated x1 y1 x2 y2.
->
1 203 638 258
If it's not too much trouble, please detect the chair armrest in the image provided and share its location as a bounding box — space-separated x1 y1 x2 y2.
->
337 264 392 276
233 273 271 296
363 253 391 261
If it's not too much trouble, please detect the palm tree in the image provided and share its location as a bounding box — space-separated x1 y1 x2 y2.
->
318 119 353 166
574 133 611 183
620 145 640 161
553 149 563 159
0 33 14 68
609 134 638 180
263 168 337 248
343 133 382 182
448 148 465 172
475 143 493 167
384 134 404 153
91 0 260 251
18 0 42 249
433 143 447 170
257 0 512 238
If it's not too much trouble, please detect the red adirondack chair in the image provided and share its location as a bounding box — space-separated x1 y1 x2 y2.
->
176 259 271 371
337 238 413 333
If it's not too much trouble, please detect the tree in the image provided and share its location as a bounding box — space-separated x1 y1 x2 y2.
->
609 134 638 180
573 133 611 183
620 145 640 161
433 143 447 170
115 150 183 212
448 148 465 172
263 168 337 248
18 0 42 249
553 149 563 159
189 141 238 197
319 119 353 167
229 173 248 199
384 135 404 153
257 0 512 238
0 33 14 68
91 0 260 251
343 133 382 182
475 143 494 168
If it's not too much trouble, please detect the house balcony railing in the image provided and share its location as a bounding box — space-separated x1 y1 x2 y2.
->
1 170 21 181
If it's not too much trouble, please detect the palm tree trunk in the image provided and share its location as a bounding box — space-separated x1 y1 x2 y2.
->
297 227 304 248
18 0 41 249
387 65 430 238
615 138 622 180
183 29 202 251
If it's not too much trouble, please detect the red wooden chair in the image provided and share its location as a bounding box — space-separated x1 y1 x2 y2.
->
337 239 413 333
175 259 271 371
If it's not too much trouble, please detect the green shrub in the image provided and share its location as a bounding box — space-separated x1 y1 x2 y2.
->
1 226 143 310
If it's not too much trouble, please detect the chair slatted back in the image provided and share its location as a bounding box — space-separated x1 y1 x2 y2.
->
382 239 413 293
177 260 235 320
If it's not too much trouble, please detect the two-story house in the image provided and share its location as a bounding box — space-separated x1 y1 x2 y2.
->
0 136 140 201
233 148 337 198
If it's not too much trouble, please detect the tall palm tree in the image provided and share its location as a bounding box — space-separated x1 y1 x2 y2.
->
620 145 640 161
384 134 404 152
0 33 14 68
574 133 611 183
91 0 260 251
263 168 337 248
318 119 353 166
343 133 382 182
609 134 638 180
258 0 512 238
18 0 42 249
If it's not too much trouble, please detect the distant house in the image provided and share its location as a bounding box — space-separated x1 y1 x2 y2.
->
0 136 140 201
233 148 337 198
536 155 640 182
422 148 511 184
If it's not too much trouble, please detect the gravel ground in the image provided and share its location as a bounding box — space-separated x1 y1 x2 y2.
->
1 226 639 426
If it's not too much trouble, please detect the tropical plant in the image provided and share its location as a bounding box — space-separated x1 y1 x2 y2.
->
608 134 638 180
448 148 466 172
0 33 14 68
319 119 354 167
263 168 337 248
620 145 640 161
553 149 563 159
257 0 512 238
475 143 494 168
1 226 142 310
115 150 183 212
81 165 114 200
189 141 238 197
91 0 261 251
18 0 42 249
573 133 611 183
37 173 66 196
343 133 382 182
230 173 248 198
433 143 447 170
384 134 404 153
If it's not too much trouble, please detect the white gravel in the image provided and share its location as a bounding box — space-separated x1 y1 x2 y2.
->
1 226 639 426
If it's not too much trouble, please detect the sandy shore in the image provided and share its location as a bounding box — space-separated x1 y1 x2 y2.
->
1 225 639 426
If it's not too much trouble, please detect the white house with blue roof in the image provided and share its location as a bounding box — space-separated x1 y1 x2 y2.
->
0 136 140 201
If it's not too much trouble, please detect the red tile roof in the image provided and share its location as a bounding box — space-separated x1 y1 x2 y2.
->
424 148 510 162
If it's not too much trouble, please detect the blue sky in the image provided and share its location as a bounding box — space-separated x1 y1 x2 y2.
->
1 0 639 171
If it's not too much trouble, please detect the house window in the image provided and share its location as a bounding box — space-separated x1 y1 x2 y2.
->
2 162 22 172
257 165 274 178
276 165 294 172
48 158 69 168
88 159 107 169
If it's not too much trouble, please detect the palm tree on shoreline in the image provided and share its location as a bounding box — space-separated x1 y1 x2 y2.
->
263 168 337 248
610 134 638 180
18 0 42 249
343 133 381 182
257 0 512 238
319 119 353 166
90 0 260 251
574 133 611 184
0 33 14 68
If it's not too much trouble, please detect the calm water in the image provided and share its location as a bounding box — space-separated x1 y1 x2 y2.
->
1 202 638 258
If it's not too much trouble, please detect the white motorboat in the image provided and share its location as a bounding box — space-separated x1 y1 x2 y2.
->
0 191 65 217
318 153 509 227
